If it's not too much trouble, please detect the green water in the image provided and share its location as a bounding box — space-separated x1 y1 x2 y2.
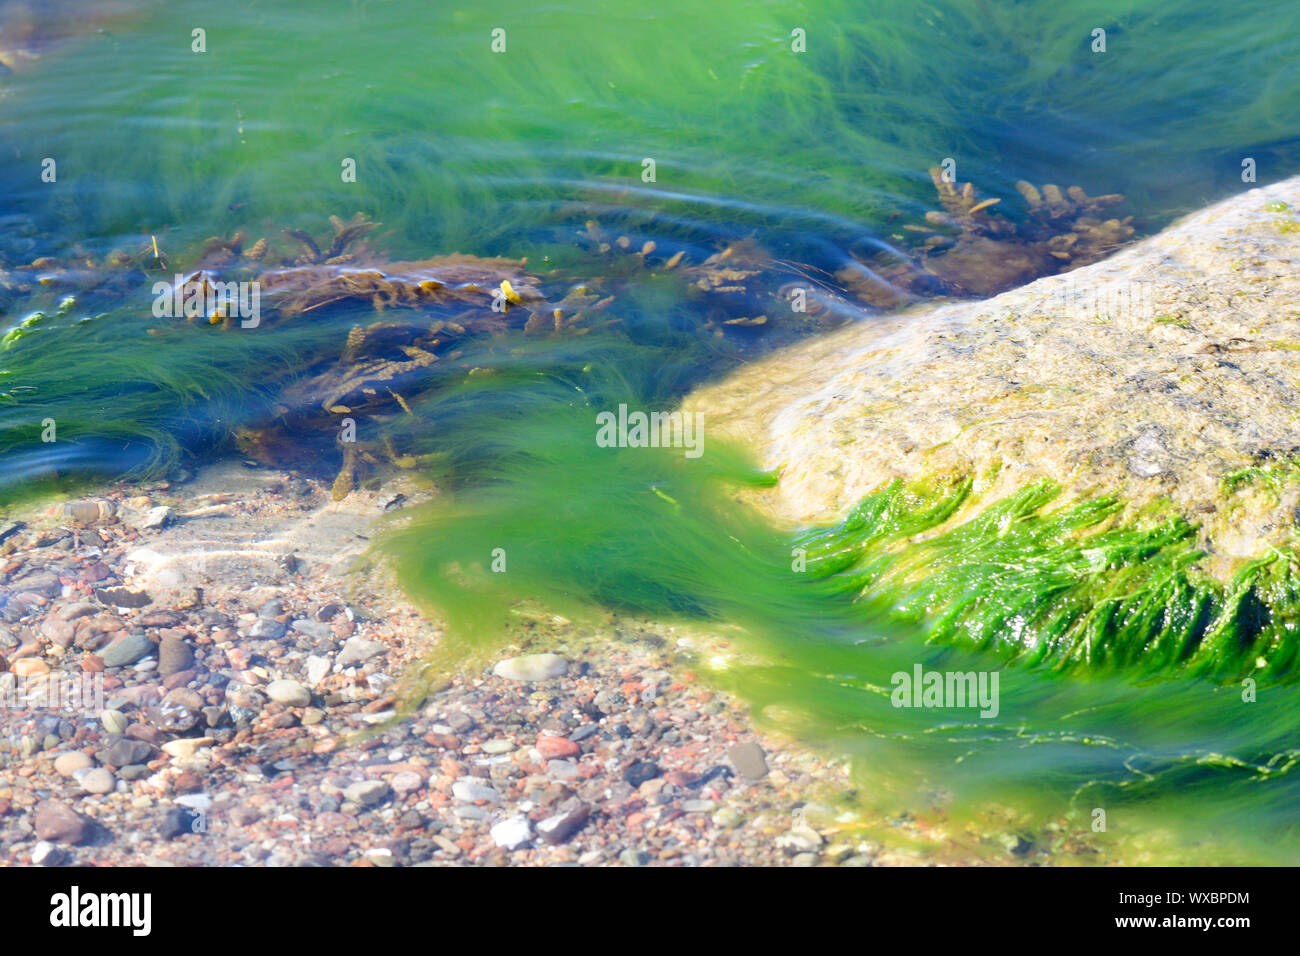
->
3 0 1300 862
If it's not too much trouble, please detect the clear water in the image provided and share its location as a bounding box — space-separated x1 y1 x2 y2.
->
3 0 1300 863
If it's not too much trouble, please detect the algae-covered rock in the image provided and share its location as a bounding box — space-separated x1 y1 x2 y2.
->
690 177 1300 581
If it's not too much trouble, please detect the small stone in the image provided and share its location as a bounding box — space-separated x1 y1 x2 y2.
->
712 807 743 829
40 618 75 648
157 633 193 678
492 653 568 682
161 737 214 759
102 738 153 767
32 840 64 866
34 800 90 844
619 848 651 867
343 780 391 807
248 616 287 639
54 751 94 776
93 587 152 608
80 768 116 794
304 655 332 685
266 679 311 707
480 738 515 754
101 633 154 668
291 619 333 642
451 780 501 804
146 689 202 733
391 771 423 795
624 760 661 787
174 793 211 812
172 771 202 793
726 741 769 780
536 800 589 845
12 658 49 678
775 826 823 853
1001 832 1034 856
100 709 128 735
490 814 532 850
547 759 581 781
141 506 175 530
335 637 384 668
536 735 580 759
159 806 204 839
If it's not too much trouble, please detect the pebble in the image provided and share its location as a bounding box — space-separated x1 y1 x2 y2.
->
32 841 64 866
266 678 311 707
248 617 287 639
619 848 651 867
547 759 581 781
12 658 49 677
101 633 154 668
336 637 384 668
624 760 661 786
291 619 333 642
141 506 175 530
102 738 153 767
537 735 580 759
161 737 214 759
775 826 824 853
343 780 391 807
40 617 75 648
391 771 423 795
727 741 769 780
157 633 194 677
490 814 532 850
81 768 116 794
54 751 93 776
536 800 589 845
493 653 568 682
304 654 332 685
100 709 129 735
34 800 89 844
451 780 501 804
712 807 743 828
174 794 212 812
159 807 204 839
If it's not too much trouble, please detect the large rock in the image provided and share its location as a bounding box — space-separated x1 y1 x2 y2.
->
689 178 1300 580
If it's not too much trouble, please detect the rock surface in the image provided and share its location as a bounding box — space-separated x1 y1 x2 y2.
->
689 178 1300 577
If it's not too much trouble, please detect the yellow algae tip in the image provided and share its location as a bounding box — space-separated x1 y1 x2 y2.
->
499 280 523 305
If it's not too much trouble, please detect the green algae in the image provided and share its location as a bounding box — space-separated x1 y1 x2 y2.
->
1222 457 1300 496
799 477 1300 681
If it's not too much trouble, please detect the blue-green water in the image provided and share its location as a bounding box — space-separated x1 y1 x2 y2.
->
3 0 1300 863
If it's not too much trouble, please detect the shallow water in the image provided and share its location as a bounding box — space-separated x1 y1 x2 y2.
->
4 0 1300 862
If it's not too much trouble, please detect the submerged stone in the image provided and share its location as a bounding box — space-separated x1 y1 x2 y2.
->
492 653 568 681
